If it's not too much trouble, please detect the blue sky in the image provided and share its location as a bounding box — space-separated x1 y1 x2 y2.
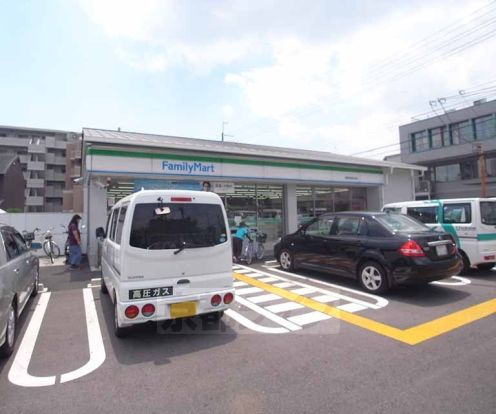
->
1 0 496 158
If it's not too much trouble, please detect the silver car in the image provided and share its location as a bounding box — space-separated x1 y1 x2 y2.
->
0 225 39 357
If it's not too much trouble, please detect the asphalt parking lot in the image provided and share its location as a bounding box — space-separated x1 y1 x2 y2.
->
1 259 495 414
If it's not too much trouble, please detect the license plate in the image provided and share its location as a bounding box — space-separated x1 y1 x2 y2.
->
170 302 197 318
436 245 448 256
128 286 173 300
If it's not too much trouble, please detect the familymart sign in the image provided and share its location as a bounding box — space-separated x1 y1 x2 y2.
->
86 148 384 185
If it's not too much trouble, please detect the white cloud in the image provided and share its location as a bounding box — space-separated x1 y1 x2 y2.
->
77 0 496 157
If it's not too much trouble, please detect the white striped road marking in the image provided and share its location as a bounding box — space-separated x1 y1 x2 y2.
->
290 287 316 296
431 276 471 286
233 269 256 274
312 294 340 303
265 260 278 264
258 276 279 283
233 281 249 288
248 293 282 304
60 288 106 383
235 287 264 296
273 282 296 289
258 265 388 309
337 303 368 313
225 309 288 334
8 293 56 387
235 296 302 331
265 302 305 313
288 311 332 326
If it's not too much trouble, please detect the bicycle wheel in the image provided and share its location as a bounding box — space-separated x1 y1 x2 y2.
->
256 243 265 260
43 240 51 256
51 243 61 258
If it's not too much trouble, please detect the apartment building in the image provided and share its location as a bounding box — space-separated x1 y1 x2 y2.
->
0 125 80 212
399 99 496 199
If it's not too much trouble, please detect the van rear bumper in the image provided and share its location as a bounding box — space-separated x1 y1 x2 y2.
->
116 288 235 327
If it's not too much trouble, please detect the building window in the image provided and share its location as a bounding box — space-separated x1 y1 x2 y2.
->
485 156 496 177
460 159 479 180
474 115 495 141
410 131 428 152
435 164 461 182
429 127 444 149
450 120 473 144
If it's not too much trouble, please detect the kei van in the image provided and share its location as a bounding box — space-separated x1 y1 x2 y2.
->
97 190 234 337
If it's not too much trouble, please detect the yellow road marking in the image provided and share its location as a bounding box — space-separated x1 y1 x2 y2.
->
233 272 496 345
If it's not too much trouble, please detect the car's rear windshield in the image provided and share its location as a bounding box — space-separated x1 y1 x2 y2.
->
130 203 227 250
480 201 496 225
375 213 430 233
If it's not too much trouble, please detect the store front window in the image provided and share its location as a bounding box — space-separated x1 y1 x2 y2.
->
297 186 368 225
223 184 283 248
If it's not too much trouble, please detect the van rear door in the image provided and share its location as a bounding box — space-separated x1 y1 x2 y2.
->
121 197 232 295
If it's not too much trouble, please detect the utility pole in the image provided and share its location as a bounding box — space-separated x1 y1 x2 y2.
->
221 121 233 142
475 143 488 197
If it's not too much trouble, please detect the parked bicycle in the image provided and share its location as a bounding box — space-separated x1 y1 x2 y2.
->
22 226 65 264
239 229 267 265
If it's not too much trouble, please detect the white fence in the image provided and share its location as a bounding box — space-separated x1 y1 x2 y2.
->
0 213 87 256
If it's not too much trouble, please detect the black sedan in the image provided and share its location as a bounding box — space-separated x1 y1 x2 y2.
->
274 212 462 294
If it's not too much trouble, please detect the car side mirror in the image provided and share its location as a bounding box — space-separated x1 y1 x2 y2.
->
95 227 106 239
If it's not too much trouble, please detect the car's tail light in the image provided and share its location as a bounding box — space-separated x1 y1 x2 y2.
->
211 294 222 307
399 240 425 257
223 292 234 305
171 197 192 202
125 305 139 319
141 303 155 317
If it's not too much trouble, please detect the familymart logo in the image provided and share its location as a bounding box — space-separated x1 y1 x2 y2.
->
162 160 215 174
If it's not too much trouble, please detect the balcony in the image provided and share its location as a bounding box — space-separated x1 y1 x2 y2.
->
45 171 65 182
54 156 66 165
27 178 45 188
28 143 46 154
27 161 45 171
45 187 63 198
0 137 30 147
26 196 44 206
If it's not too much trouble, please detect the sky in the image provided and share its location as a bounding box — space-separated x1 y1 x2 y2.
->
1 0 496 159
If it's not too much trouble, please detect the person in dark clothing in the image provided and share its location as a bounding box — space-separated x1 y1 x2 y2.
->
67 214 82 269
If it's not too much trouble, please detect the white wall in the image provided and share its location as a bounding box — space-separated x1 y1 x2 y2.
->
382 169 416 206
86 179 109 267
0 212 86 256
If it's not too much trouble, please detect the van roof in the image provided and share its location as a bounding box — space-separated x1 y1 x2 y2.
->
112 189 222 208
384 198 496 207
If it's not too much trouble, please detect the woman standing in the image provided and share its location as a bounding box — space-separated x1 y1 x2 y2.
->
67 214 82 269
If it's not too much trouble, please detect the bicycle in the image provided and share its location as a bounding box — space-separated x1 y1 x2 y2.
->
239 229 267 265
23 226 64 264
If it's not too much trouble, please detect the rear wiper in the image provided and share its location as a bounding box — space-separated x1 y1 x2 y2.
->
174 241 187 255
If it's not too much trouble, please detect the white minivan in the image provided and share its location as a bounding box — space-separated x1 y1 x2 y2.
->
383 198 496 272
97 190 234 337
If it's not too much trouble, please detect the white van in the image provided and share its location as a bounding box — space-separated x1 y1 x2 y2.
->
383 198 496 272
97 190 234 337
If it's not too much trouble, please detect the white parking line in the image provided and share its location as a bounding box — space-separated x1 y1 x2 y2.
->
260 265 388 309
273 282 296 289
225 309 289 334
8 293 56 387
235 287 264 296
337 303 367 313
235 296 302 331
248 293 281 304
60 288 106 383
265 302 305 313
290 287 316 296
288 311 332 326
431 276 471 286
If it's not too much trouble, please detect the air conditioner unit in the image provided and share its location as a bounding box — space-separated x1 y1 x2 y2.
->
474 98 487 106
